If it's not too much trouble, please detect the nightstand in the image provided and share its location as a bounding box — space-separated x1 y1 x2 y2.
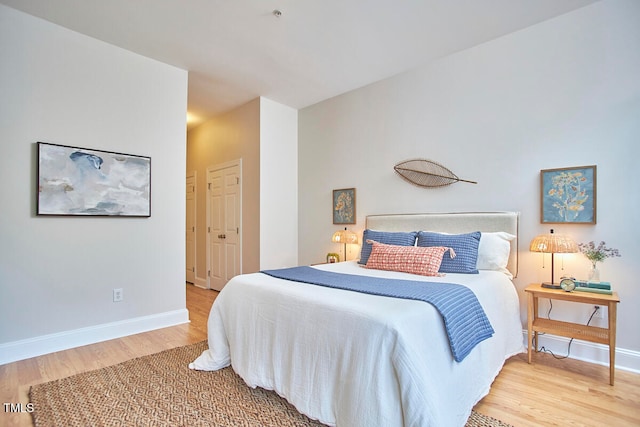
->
525 283 620 385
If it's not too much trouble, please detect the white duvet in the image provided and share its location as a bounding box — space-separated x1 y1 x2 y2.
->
190 261 524 427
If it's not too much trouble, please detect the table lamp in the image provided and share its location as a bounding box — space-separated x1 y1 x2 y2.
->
529 229 578 288
331 227 358 262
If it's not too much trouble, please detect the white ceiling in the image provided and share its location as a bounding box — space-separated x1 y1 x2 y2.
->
2 0 598 128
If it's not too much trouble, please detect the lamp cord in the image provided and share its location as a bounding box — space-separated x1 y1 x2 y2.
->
534 300 600 359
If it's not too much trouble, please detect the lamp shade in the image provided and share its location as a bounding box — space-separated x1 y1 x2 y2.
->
529 229 578 254
331 228 358 244
529 229 578 288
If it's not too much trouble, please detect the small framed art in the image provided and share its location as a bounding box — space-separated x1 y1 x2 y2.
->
37 142 151 217
540 165 596 224
332 188 356 224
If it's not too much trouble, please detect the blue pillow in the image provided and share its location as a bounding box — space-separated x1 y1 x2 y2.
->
416 231 481 274
358 230 417 265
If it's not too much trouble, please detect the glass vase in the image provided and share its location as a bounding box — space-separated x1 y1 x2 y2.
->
587 262 600 283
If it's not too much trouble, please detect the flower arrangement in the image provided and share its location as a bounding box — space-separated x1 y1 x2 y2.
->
578 241 621 264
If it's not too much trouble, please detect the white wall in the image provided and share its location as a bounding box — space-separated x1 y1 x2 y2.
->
0 5 189 363
260 98 299 269
299 0 640 370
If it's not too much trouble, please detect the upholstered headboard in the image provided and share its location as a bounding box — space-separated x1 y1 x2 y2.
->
365 212 519 278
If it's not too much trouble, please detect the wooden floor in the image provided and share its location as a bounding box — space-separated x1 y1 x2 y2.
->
2 283 639 427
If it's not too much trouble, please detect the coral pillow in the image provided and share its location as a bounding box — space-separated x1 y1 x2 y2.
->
364 240 456 276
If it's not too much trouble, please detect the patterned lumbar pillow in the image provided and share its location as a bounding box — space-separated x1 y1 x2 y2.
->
364 239 455 276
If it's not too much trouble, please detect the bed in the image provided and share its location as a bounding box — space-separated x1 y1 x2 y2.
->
190 212 524 427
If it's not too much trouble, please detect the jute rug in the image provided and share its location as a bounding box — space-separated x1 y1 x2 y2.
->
30 340 513 427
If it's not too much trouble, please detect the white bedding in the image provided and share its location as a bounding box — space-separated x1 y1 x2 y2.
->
190 261 524 427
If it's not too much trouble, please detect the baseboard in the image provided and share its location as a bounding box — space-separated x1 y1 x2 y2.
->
522 330 640 374
0 309 190 365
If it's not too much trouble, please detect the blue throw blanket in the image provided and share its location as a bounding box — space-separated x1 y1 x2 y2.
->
261 266 494 362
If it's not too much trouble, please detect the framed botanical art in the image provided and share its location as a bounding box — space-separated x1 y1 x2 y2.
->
540 165 596 224
37 142 151 217
332 188 356 224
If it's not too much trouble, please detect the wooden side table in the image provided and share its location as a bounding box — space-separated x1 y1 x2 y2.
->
525 283 620 385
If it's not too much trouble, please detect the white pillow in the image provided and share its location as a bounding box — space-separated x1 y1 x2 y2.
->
477 232 516 276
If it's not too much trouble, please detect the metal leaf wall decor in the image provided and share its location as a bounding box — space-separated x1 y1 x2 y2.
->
394 159 477 188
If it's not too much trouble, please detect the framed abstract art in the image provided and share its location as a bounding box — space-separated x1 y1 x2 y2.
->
540 165 596 224
37 142 151 217
332 188 356 224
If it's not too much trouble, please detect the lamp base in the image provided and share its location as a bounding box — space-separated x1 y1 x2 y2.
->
541 282 561 289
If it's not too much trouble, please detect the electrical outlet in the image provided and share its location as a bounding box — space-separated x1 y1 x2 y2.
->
593 305 604 319
113 288 123 302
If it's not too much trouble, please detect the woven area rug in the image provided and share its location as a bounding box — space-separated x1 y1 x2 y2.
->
30 340 512 427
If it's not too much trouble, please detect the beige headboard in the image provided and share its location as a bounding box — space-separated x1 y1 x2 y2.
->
365 212 519 278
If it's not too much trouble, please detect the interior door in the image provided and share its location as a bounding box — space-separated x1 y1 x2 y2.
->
222 167 240 283
186 173 196 284
207 162 241 291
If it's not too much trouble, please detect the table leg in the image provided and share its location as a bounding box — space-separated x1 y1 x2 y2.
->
533 296 539 353
609 301 617 385
527 293 534 363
